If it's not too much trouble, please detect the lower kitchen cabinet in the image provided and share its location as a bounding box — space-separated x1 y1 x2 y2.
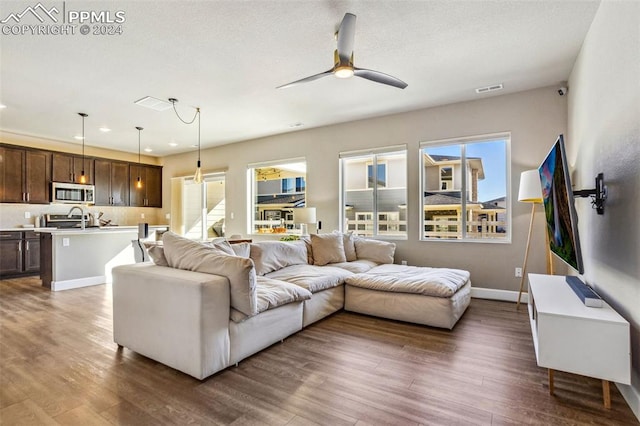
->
0 231 40 278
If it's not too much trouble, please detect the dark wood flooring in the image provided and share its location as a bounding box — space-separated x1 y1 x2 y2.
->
0 276 637 425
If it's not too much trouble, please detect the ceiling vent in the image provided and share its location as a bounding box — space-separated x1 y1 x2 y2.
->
475 84 503 94
134 96 173 111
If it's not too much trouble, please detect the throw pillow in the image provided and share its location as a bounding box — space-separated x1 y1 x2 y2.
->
342 232 357 262
208 239 234 255
311 233 347 266
230 242 251 258
249 240 308 275
163 231 258 316
354 238 396 264
142 241 169 266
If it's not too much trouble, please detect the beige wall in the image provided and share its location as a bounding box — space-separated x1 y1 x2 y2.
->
161 86 567 291
567 0 640 411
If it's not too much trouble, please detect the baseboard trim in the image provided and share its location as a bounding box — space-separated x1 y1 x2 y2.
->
471 287 528 303
51 276 106 291
617 382 640 422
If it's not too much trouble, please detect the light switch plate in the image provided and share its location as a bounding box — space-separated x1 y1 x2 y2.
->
24 212 31 219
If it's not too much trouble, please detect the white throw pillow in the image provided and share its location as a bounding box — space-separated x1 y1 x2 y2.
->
249 240 308 275
311 233 347 266
163 232 258 316
342 232 357 262
354 238 396 264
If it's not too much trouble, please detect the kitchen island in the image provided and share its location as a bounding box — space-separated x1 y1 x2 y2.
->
39 226 167 291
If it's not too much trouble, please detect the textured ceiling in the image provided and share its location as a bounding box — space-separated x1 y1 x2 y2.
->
0 0 600 156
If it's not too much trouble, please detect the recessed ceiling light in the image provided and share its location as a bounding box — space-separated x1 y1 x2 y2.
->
0 104 7 109
168 142 178 147
144 147 153 152
99 127 111 132
74 135 84 140
289 122 304 128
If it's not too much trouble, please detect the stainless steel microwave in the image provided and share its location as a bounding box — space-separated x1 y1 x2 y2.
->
51 182 95 204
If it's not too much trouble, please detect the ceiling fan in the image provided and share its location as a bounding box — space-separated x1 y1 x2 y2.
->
277 13 408 90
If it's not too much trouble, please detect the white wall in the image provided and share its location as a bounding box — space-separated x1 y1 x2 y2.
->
161 86 567 292
567 0 640 416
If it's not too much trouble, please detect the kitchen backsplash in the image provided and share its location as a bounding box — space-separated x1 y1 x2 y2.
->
0 204 164 229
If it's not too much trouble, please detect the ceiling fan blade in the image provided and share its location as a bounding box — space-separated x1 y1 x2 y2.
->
354 67 408 89
276 69 334 89
337 13 356 63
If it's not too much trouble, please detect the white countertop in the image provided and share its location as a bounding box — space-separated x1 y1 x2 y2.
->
1 226 168 235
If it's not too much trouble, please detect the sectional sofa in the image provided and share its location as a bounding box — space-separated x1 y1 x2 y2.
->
112 231 471 380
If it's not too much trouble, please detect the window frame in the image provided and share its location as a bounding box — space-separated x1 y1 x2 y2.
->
247 157 306 236
419 133 511 244
339 145 407 240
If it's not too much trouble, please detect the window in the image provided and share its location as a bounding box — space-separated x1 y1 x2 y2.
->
421 134 509 242
172 172 225 240
341 147 407 238
248 159 306 234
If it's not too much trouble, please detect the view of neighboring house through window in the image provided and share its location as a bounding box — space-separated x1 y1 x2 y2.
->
179 173 226 240
341 147 407 238
421 134 509 241
248 159 306 234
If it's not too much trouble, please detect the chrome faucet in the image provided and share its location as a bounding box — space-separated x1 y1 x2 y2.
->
67 205 86 230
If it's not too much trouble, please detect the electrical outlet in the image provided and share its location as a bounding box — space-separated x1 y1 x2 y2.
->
401 260 408 266
515 267 523 278
63 238 70 247
140 213 145 219
165 213 171 220
230 212 235 220
24 212 31 219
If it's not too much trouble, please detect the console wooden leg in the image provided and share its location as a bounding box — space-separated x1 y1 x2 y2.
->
602 380 611 409
548 369 554 395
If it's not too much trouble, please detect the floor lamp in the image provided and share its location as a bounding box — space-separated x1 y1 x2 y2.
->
516 170 543 309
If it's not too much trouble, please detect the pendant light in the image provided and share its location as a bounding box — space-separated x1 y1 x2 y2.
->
168 98 203 184
78 113 88 184
193 107 202 184
135 126 143 189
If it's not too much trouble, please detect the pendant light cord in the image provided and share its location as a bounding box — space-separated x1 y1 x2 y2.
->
169 98 199 125
197 108 201 163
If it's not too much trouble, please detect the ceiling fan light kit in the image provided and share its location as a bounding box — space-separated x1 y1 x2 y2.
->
278 12 407 90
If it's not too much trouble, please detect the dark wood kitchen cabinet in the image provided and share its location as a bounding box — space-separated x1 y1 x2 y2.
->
0 231 40 278
129 164 162 207
52 153 94 184
95 159 129 206
0 145 51 204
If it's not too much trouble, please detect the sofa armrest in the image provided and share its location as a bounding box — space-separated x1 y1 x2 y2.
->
112 263 231 379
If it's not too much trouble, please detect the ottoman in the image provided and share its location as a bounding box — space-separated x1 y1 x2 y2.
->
344 264 471 329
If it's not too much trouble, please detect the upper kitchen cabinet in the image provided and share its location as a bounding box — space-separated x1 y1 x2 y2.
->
0 145 51 204
129 164 162 207
95 159 129 206
52 153 94 184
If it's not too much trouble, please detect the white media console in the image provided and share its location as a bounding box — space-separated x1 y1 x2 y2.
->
527 273 631 408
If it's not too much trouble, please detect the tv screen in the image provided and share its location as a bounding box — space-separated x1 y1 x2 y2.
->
538 135 584 274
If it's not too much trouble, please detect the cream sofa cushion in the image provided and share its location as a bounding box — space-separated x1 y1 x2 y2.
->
265 264 353 293
163 232 258 316
354 238 396 264
330 259 378 273
250 241 308 275
342 232 357 261
311 233 346 266
230 242 251 258
230 276 312 322
142 241 169 266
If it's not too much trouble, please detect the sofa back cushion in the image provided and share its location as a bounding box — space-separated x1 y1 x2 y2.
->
230 242 251 258
354 238 396 264
249 240 308 275
163 232 258 316
311 233 347 266
342 232 357 262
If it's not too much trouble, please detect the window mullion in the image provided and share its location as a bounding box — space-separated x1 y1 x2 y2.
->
460 144 467 240
372 154 378 236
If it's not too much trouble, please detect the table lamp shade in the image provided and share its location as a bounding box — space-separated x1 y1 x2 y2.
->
518 170 543 203
293 207 316 224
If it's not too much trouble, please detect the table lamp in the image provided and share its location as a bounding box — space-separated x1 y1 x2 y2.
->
293 207 316 236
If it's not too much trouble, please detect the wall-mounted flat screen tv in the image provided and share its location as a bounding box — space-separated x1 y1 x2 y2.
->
538 135 584 274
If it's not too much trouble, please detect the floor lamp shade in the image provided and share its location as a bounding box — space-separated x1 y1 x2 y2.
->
518 169 543 203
